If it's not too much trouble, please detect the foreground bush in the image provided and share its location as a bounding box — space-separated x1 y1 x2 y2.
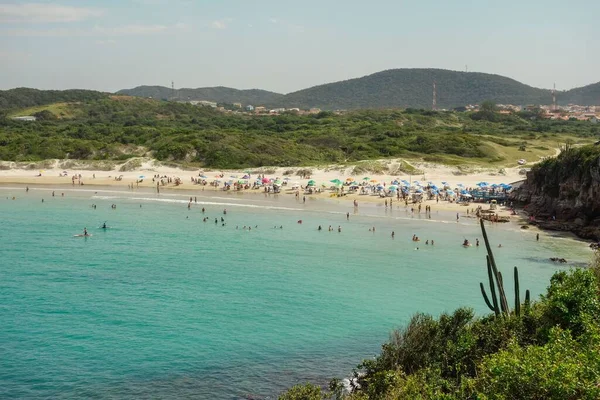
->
279 264 600 400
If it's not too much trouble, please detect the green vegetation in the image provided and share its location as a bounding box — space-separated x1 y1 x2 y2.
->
279 224 600 400
0 96 596 168
0 88 107 112
118 85 284 104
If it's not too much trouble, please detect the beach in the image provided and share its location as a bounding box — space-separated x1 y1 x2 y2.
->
0 158 524 218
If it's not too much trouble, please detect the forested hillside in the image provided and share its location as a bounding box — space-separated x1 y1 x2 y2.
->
280 69 554 109
0 96 597 168
117 70 600 110
0 88 107 112
117 85 284 105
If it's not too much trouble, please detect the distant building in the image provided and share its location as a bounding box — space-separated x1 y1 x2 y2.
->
246 105 255 112
233 102 242 108
308 108 321 114
269 108 286 114
11 116 37 122
255 106 267 113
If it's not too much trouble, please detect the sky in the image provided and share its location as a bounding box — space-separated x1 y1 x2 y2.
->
0 0 598 93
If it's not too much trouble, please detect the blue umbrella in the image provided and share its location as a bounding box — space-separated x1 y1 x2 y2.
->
200 175 207 178
431 185 438 190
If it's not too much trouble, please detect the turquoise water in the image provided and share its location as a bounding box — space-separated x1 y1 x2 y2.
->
0 186 591 399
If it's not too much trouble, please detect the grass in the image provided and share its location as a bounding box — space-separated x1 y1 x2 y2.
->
7 102 80 119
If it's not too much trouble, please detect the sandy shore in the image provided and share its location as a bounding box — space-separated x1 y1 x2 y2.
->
0 158 524 217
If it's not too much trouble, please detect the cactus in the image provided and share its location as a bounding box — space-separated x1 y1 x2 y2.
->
514 267 521 317
479 219 529 317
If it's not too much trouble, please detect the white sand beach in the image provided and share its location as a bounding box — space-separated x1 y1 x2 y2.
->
0 158 525 218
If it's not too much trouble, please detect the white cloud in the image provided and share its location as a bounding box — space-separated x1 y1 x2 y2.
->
96 39 116 45
211 18 232 30
1 24 176 37
0 3 103 23
94 24 168 36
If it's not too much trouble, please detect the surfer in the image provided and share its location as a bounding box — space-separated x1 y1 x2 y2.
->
83 227 88 236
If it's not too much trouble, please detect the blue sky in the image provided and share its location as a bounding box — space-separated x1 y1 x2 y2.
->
0 0 598 93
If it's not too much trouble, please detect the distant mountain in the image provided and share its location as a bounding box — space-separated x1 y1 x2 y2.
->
117 85 284 106
118 70 600 110
280 69 557 110
562 82 600 106
0 88 107 111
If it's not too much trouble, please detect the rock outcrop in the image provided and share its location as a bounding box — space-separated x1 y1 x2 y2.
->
510 145 600 241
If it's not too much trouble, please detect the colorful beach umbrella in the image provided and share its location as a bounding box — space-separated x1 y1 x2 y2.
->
363 177 370 181
330 179 343 185
307 180 316 186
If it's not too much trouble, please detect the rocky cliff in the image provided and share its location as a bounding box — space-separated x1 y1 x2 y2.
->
510 145 600 241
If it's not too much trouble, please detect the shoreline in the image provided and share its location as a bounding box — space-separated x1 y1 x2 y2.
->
3 180 591 248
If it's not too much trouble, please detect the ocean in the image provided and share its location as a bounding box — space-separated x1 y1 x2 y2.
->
0 186 591 399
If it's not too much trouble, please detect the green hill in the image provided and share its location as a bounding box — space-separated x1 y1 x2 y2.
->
280 69 554 110
0 88 107 112
117 69 599 110
117 85 284 106
562 82 600 106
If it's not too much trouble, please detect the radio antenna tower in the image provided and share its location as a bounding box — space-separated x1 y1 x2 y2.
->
432 81 437 110
552 82 557 111
171 81 175 101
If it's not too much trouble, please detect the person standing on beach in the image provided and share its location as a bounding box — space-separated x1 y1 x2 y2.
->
303 196 306 204
536 233 539 241
456 213 459 222
346 212 350 220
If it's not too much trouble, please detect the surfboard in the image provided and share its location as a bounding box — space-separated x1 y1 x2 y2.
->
73 234 92 237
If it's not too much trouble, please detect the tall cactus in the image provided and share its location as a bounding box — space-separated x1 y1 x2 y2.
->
479 219 529 317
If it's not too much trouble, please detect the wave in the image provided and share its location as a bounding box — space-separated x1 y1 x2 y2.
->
91 195 305 212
